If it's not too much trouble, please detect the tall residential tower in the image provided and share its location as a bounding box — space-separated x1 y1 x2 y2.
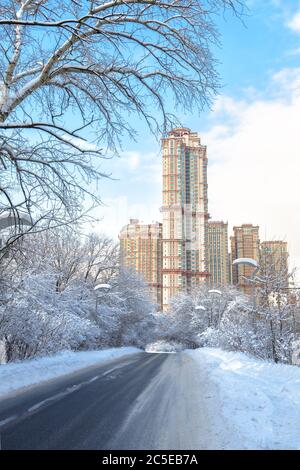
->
161 128 209 310
260 241 289 287
119 219 163 307
208 221 229 286
230 224 260 295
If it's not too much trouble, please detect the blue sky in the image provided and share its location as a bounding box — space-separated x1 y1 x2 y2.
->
93 0 300 277
215 1 299 97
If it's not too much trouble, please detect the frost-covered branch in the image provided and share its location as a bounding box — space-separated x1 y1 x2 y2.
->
0 1 243 241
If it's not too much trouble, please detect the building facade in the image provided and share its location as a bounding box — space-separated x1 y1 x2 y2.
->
119 219 163 307
161 128 209 310
208 221 229 286
228 251 233 284
260 241 289 287
230 224 260 295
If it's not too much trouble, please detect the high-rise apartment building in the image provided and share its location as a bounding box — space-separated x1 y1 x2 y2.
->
161 128 209 310
230 224 260 295
119 219 162 307
260 241 289 287
208 221 229 286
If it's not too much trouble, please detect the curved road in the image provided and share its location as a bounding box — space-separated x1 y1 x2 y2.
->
0 352 235 450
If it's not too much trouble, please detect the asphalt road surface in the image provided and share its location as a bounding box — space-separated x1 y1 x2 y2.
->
0 351 235 450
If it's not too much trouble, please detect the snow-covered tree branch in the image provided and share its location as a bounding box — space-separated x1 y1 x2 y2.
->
0 0 242 242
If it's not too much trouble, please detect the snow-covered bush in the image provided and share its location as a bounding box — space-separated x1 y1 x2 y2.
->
197 327 220 348
0 230 156 362
95 269 157 348
162 292 201 348
165 282 300 365
0 271 102 362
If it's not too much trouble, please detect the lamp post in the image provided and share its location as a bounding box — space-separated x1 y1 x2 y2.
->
232 258 260 308
93 283 112 320
194 305 206 346
195 305 206 311
208 289 222 296
208 289 223 326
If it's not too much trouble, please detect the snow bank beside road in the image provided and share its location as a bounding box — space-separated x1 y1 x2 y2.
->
187 348 300 450
0 347 140 399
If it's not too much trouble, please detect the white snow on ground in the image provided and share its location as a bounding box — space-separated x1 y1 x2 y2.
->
0 347 140 399
186 348 300 450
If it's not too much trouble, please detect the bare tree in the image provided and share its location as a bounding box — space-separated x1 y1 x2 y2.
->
0 0 242 245
81 232 119 284
5 226 119 289
255 250 298 363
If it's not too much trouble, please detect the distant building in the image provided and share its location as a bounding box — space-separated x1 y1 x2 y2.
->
161 128 209 310
228 251 233 284
119 219 162 307
208 221 229 286
230 224 260 295
260 241 289 287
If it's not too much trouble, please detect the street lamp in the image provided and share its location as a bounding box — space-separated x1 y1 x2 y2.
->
208 289 222 296
232 257 259 270
94 283 112 291
94 283 112 320
232 258 260 307
207 289 223 327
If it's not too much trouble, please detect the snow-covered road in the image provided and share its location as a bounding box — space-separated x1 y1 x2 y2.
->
108 352 239 450
0 348 299 449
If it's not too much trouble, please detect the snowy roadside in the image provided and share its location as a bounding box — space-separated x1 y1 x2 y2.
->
0 347 140 399
186 348 300 450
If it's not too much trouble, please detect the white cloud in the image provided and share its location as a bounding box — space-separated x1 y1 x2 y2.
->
131 162 161 184
287 9 300 33
122 151 141 171
117 150 161 176
286 46 300 56
272 67 300 93
203 67 300 279
91 196 161 240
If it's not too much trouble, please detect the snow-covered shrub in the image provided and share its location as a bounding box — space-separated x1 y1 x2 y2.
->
95 269 157 348
165 283 300 365
0 230 157 362
163 293 201 348
0 271 103 362
163 286 241 349
197 327 220 348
